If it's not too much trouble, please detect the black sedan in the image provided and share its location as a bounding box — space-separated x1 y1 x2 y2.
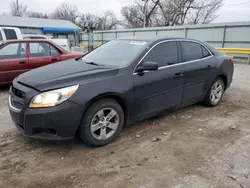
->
8 37 234 146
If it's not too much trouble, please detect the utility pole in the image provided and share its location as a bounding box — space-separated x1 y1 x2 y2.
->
142 0 148 28
16 0 19 16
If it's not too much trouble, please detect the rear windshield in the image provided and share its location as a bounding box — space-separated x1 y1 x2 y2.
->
81 40 148 67
4 29 17 40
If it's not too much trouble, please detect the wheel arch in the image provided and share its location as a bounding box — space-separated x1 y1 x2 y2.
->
86 92 127 113
75 92 129 138
217 74 228 89
81 92 128 125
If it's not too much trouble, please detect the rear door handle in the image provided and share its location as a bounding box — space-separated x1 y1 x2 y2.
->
52 58 58 62
173 73 183 78
207 65 212 69
19 61 26 64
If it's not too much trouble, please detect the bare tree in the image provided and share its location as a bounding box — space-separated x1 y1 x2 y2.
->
78 11 119 30
157 0 195 26
140 0 161 27
121 5 144 28
27 12 49 19
9 0 27 17
122 0 223 28
77 13 99 29
51 2 79 23
98 11 119 30
187 0 222 24
121 0 160 28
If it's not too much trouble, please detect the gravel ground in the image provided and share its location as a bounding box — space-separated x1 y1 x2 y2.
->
0 63 250 188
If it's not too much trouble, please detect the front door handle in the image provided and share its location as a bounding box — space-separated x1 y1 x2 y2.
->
207 65 212 69
52 58 58 62
19 61 26 64
173 73 183 79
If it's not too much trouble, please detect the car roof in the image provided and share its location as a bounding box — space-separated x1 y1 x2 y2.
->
3 39 54 43
0 39 69 54
117 36 220 55
117 36 203 43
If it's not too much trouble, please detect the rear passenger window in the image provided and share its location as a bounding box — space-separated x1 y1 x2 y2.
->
144 41 178 67
4 29 17 40
30 42 59 57
181 41 203 62
202 46 211 57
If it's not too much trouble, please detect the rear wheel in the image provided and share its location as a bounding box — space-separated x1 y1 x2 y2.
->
78 99 124 147
204 78 225 106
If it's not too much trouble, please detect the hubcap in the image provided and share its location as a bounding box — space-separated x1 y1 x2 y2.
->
210 81 223 105
90 108 119 141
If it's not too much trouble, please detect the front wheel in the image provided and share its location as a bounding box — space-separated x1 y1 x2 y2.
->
204 78 225 106
78 99 124 147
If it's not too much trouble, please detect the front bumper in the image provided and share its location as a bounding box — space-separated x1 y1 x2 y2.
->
8 81 83 141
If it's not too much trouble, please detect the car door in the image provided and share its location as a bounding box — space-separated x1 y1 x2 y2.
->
133 41 184 118
0 42 29 83
28 42 61 69
180 40 216 105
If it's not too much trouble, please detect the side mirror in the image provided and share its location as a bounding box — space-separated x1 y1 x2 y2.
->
136 62 158 72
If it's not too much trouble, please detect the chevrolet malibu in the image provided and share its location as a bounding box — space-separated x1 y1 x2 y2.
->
8 37 234 146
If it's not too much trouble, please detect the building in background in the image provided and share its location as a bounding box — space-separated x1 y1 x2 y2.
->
0 16 81 46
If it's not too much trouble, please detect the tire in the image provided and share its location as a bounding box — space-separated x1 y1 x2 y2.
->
204 78 225 107
78 99 124 147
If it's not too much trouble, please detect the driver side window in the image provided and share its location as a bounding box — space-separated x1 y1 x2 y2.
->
143 41 179 67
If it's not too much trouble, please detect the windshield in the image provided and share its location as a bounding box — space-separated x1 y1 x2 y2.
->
81 39 148 67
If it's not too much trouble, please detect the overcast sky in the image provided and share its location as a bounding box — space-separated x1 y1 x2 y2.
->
1 0 250 23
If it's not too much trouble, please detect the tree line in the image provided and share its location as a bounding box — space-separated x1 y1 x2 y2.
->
6 0 223 30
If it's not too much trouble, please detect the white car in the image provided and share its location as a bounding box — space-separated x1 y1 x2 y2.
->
0 27 22 41
22 34 53 40
23 34 71 52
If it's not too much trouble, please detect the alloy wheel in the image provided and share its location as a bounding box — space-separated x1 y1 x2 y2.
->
90 108 119 141
210 81 223 105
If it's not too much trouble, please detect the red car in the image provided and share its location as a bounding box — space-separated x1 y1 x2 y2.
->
0 39 84 85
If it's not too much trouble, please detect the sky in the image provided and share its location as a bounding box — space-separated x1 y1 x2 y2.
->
0 0 250 23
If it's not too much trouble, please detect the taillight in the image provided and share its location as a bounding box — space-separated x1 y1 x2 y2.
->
230 56 235 63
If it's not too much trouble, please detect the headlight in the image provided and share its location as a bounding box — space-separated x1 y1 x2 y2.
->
29 85 79 108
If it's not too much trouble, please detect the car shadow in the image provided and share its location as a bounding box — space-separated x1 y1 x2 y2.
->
5 102 205 153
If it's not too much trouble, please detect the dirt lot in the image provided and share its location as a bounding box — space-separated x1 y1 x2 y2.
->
0 64 250 188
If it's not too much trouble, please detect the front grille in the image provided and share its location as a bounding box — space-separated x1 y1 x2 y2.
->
12 87 25 99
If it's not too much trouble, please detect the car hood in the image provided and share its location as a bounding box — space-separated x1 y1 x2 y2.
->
17 59 119 91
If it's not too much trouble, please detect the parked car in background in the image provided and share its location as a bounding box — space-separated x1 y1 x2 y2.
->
22 34 53 40
0 39 84 85
8 37 234 147
51 39 71 52
0 27 22 41
22 35 71 52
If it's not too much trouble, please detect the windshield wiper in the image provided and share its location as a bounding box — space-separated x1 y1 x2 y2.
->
84 61 100 66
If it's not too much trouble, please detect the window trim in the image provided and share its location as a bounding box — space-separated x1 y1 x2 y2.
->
133 39 214 75
133 39 177 74
49 43 60 56
28 42 60 57
0 42 27 60
179 39 213 59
